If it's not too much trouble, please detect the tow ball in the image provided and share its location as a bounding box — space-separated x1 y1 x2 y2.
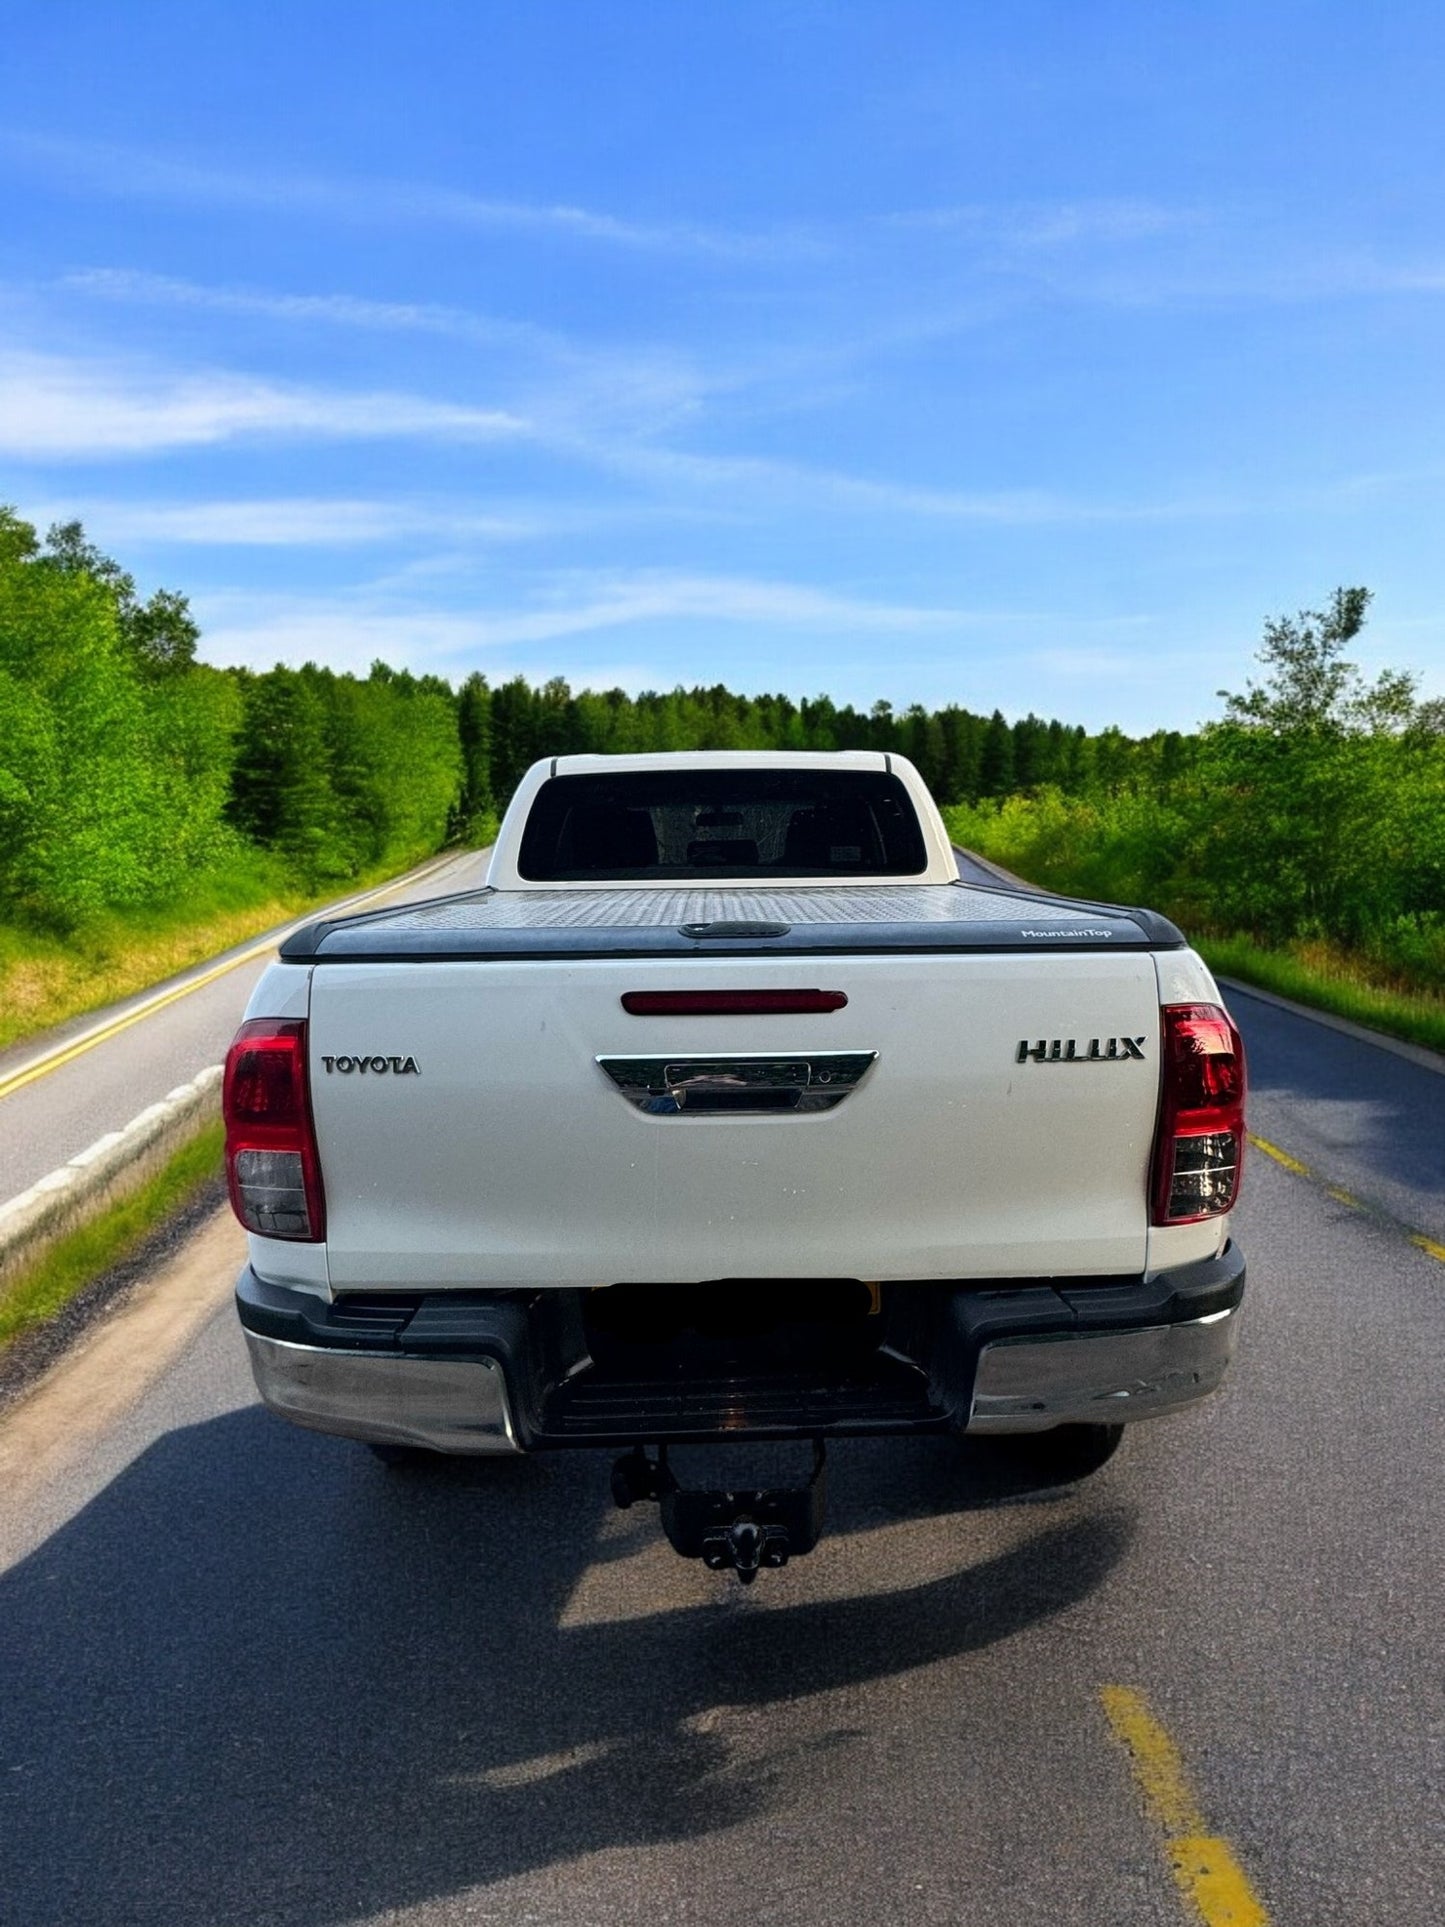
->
611 1440 828 1584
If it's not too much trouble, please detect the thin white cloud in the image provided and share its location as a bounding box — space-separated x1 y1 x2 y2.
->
576 441 1138 523
31 497 544 547
880 198 1445 311
537 433 1095 523
1025 645 1146 680
197 602 506 675
62 267 568 354
58 268 720 437
0 351 527 458
7 345 1420 534
22 135 1445 320
195 571 992 675
1008 242 1445 311
14 136 1201 267
467 572 972 642
34 493 724 549
8 134 805 261
884 198 1195 247
1012 201 1197 248
587 438 1439 526
0 335 1128 514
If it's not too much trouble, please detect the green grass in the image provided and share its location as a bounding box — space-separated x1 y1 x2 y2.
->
1198 934 1445 1056
0 838 471 1053
0 1120 226 1351
945 810 1445 1061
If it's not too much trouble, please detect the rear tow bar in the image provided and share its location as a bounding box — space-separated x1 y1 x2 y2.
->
610 1441 828 1584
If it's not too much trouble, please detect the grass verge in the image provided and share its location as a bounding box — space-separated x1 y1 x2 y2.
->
947 815 1445 1061
1197 934 1445 1056
0 836 476 1054
0 1119 226 1354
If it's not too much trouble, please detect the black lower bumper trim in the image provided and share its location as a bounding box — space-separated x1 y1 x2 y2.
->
235 1243 1245 1448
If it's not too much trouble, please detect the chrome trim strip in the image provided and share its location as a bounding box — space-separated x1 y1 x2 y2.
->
597 1049 877 1114
243 1332 521 1454
965 1303 1241 1433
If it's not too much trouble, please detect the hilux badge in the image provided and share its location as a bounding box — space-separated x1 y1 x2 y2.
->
1017 1037 1146 1063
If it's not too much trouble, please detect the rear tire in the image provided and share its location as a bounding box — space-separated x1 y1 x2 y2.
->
992 1422 1124 1484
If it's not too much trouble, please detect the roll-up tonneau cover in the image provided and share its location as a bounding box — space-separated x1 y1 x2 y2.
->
281 881 1185 963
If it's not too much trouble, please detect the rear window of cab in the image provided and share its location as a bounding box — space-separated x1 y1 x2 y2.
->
518 771 929 881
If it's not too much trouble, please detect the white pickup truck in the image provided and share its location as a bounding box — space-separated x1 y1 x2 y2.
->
227 750 1246 1579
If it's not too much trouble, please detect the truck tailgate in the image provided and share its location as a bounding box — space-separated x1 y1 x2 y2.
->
308 951 1160 1288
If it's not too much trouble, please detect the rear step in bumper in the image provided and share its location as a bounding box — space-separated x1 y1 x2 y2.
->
236 1246 1244 1451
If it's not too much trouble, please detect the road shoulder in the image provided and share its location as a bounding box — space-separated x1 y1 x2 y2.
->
0 1206 244 1508
1217 974 1445 1077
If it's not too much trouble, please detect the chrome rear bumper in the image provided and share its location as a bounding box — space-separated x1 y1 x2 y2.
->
965 1304 1239 1433
243 1331 521 1454
238 1247 1243 1451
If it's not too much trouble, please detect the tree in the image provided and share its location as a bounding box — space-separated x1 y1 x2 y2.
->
1012 713 1048 789
41 521 200 675
455 672 495 834
1198 586 1445 941
0 508 237 922
227 667 348 881
978 710 1014 796
1216 587 1419 738
488 677 541 800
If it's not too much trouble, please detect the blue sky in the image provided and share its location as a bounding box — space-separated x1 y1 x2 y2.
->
2 2 1443 732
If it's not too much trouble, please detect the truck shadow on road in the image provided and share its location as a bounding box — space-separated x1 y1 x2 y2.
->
0 1410 1133 1926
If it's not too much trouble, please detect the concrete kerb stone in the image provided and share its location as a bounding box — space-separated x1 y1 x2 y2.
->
0 1065 224 1295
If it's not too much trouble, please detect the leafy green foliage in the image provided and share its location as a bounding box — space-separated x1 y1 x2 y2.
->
41 518 201 675
0 510 237 923
2 516 1439 1018
454 670 495 837
226 660 462 887
947 586 1445 998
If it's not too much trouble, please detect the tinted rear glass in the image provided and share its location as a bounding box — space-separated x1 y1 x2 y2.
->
518 770 929 881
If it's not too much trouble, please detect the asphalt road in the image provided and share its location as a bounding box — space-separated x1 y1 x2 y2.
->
1233 979 1445 1246
0 848 492 1206
2 859 1442 1924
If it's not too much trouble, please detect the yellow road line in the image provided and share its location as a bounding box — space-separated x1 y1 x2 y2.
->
1248 1133 1445 1267
0 937 287 1104
0 853 468 1106
1101 1686 1271 1927
1247 1134 1311 1177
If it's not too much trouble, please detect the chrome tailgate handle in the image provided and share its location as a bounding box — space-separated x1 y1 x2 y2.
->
665 1059 809 1099
598 1052 877 1115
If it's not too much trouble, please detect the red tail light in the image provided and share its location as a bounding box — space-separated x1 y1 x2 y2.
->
1150 1003 1247 1226
223 1019 326 1241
